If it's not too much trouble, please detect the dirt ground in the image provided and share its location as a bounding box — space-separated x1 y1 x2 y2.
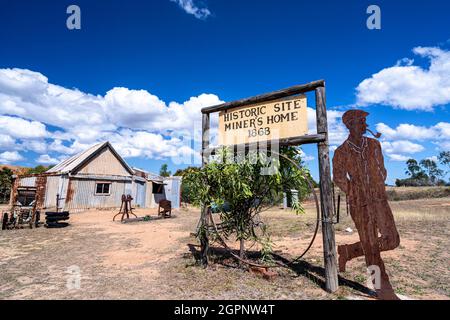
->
0 197 449 300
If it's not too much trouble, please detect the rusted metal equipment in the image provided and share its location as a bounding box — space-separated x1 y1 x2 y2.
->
113 194 137 222
1 194 41 230
1 206 40 230
158 199 172 218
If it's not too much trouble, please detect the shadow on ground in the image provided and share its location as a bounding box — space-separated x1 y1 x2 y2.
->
187 244 376 298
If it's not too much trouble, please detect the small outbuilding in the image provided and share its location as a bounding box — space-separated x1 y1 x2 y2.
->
10 142 182 212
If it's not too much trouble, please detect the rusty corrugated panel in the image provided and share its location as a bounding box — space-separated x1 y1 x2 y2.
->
10 177 20 205
18 176 36 187
132 168 148 179
35 176 47 209
66 179 74 203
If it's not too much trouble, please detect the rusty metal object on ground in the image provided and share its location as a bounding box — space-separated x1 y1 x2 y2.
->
158 199 172 218
113 194 137 222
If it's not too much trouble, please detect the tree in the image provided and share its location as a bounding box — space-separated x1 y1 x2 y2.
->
405 159 423 178
26 165 53 175
438 151 450 175
419 159 443 185
159 164 171 177
0 167 14 204
183 146 310 264
173 167 198 204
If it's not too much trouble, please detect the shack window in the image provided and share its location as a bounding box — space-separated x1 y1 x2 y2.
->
95 183 111 195
17 189 36 206
152 183 164 194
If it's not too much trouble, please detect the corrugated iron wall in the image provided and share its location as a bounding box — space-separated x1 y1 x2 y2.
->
65 178 131 211
134 180 146 208
13 174 180 211
163 177 182 209
44 175 60 210
145 181 154 208
58 175 70 211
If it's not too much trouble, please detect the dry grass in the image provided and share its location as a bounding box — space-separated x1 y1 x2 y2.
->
385 186 450 201
0 196 449 300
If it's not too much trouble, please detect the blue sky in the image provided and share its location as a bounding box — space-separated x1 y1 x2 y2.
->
0 0 449 183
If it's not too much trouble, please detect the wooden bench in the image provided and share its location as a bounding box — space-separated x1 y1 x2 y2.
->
158 200 172 218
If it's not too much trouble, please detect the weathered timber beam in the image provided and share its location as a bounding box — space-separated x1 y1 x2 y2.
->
201 80 325 114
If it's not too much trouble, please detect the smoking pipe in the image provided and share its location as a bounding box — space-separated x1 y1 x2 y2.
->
367 128 382 139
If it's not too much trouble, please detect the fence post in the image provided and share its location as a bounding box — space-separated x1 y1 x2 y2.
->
200 112 210 266
315 85 339 292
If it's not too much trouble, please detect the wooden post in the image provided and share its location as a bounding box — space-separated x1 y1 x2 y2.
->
200 113 210 267
315 85 339 292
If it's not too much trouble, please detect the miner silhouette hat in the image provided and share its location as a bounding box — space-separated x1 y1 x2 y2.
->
342 110 369 128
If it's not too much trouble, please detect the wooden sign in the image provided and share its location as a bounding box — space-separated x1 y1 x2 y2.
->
218 95 308 145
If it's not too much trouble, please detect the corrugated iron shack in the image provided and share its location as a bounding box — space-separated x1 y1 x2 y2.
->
10 142 182 212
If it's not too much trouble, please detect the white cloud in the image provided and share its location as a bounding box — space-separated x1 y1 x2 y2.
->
170 0 211 20
307 107 347 148
376 122 450 152
20 140 47 154
0 151 23 163
0 134 15 149
0 67 223 165
299 149 314 162
437 140 450 150
36 154 59 165
381 140 424 156
1 66 444 170
48 139 79 155
0 115 47 139
387 154 410 162
356 47 450 111
105 87 221 132
376 123 435 140
376 122 450 141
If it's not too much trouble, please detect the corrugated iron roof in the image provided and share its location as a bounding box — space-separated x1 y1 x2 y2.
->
132 167 165 182
46 142 134 175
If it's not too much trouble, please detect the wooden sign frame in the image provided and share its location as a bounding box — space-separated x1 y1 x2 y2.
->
200 79 339 293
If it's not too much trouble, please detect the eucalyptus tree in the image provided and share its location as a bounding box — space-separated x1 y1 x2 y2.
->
183 146 310 264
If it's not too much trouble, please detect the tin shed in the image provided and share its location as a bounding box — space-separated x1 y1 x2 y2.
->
10 141 182 212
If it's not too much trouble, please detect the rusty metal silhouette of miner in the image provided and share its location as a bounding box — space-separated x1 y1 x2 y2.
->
333 110 401 300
